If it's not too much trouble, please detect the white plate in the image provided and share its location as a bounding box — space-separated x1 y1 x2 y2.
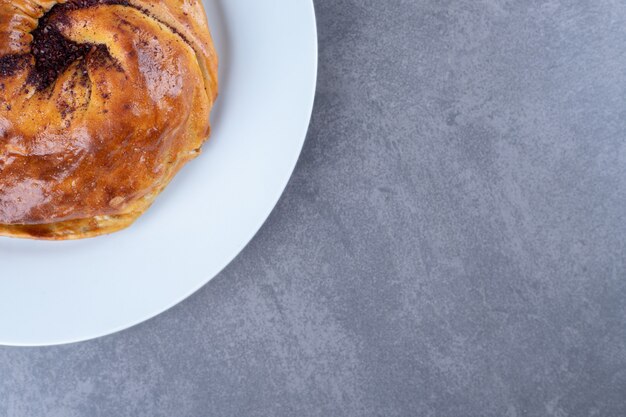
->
0 0 317 346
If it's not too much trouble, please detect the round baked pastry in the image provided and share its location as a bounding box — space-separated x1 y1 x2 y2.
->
0 0 218 239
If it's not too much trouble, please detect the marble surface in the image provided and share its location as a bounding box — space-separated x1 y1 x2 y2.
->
1 1 626 416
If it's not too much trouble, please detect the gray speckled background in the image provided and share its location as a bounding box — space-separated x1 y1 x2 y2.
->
2 1 626 416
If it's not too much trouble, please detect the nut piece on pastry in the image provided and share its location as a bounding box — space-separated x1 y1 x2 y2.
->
0 0 218 239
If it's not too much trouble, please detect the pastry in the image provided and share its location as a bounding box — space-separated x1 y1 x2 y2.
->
0 0 218 239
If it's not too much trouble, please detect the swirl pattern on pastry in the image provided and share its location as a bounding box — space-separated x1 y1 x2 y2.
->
0 0 217 239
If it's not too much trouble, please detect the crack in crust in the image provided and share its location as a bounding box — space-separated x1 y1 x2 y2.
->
0 0 197 90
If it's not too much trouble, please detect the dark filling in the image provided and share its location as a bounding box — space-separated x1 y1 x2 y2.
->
0 54 29 78
0 0 128 90
28 0 129 90
0 0 191 91
27 23 92 90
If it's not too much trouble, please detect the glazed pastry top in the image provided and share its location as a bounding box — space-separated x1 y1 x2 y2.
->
0 0 218 239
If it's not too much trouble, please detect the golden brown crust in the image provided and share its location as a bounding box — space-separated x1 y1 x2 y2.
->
0 0 217 239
